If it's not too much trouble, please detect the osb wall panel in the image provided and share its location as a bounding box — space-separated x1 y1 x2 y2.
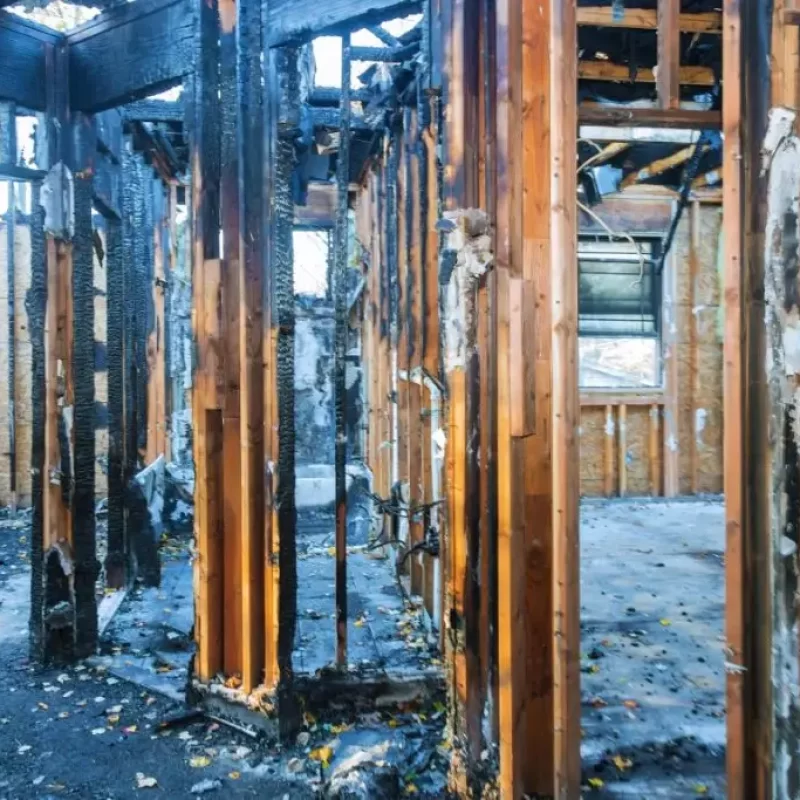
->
580 202 723 497
0 222 33 506
94 226 108 499
580 405 655 496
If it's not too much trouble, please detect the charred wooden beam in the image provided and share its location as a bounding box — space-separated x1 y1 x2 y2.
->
351 43 419 62
68 0 193 113
620 143 710 187
0 164 47 181
308 87 371 106
266 0 421 47
123 100 184 124
0 13 61 111
578 104 722 130
334 34 351 669
310 106 371 131
367 24 401 47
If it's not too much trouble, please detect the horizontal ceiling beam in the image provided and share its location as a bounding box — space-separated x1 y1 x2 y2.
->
578 104 722 130
122 99 184 124
621 143 709 187
577 7 721 33
579 61 715 86
0 12 62 111
266 0 421 47
68 0 193 113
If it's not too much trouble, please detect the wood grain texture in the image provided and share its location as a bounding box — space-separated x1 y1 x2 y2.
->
657 0 681 109
0 13 55 110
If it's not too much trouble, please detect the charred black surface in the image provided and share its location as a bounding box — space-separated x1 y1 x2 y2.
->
27 182 46 662
72 174 98 658
266 0 420 47
0 13 59 111
68 0 194 113
274 47 299 736
105 214 126 588
334 34 351 667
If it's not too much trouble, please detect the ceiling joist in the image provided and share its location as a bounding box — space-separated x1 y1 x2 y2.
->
576 7 721 34
579 61 715 86
621 143 709 188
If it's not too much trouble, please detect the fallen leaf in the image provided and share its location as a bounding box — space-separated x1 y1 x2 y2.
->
224 675 242 690
588 777 604 789
107 714 121 725
405 784 419 795
189 755 212 768
123 725 138 734
623 700 639 710
309 746 333 768
136 773 158 789
660 618 672 627
612 755 633 771
228 771 241 780
58 712 70 720
37 702 48 711
694 785 709 795
590 697 607 708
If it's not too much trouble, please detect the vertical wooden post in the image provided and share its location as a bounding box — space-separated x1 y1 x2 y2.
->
723 0 783 796
618 403 627 498
192 0 224 681
219 0 243 679
662 234 680 496
32 44 97 662
649 404 661 496
604 404 614 497
495 0 579 795
237 0 265 692
689 200 700 494
657 0 681 110
334 34 351 669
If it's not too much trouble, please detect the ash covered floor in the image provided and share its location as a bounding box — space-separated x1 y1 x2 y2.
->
580 498 726 797
294 507 440 679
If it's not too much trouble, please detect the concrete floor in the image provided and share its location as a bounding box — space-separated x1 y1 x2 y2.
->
580 498 726 797
0 498 729 796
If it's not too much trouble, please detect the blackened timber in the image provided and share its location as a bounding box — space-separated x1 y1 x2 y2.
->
334 34 351 669
0 13 59 110
68 0 194 113
105 216 126 588
237 0 266 693
351 43 419 62
367 24 400 47
308 87 371 106
310 107 371 131
266 0 420 47
72 165 98 656
28 183 45 660
5 177 16 505
123 100 184 124
0 101 14 164
272 45 299 731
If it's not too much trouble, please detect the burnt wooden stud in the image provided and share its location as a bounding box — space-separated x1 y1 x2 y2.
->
192 0 224 682
237 0 266 694
0 13 58 111
657 0 681 109
334 34 351 669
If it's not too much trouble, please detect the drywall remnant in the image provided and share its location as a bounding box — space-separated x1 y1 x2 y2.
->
40 163 75 239
438 209 493 373
762 105 800 800
695 408 707 445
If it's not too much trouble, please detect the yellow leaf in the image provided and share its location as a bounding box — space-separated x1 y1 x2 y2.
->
589 664 600 674
612 755 633 771
588 777 604 789
405 784 419 794
660 618 671 626
387 718 399 728
123 725 138 734
694 785 709 795
327 546 336 556
623 699 639 710
107 714 120 725
224 675 242 689
330 723 352 735
353 618 365 628
229 771 241 780
310 746 333 768
189 756 211 768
